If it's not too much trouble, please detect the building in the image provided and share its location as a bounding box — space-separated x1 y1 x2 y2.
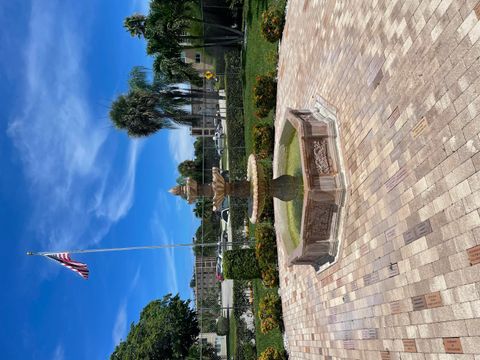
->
181 49 220 138
194 256 218 308
199 332 227 360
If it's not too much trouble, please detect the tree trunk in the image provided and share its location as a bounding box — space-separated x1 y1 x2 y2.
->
183 16 244 36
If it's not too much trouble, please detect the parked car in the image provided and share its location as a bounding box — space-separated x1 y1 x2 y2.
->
221 208 229 224
215 254 224 281
213 131 225 155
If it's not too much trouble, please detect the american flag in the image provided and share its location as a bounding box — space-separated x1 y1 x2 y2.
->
45 253 89 279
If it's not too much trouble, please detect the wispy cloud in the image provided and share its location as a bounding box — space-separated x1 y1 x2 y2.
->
52 344 64 360
111 267 141 348
8 0 142 252
150 193 179 294
112 302 127 346
130 0 150 14
168 127 195 164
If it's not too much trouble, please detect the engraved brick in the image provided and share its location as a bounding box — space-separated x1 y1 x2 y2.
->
388 263 400 277
372 69 384 89
360 244 369 255
350 281 358 291
390 301 401 314
425 291 443 308
385 225 397 241
328 314 337 324
343 340 355 350
414 219 433 238
411 117 428 138
403 339 417 352
404 229 416 245
364 272 379 286
412 295 427 311
467 245 480 265
380 351 391 360
368 329 378 339
385 167 409 192
364 273 372 286
443 337 463 353
387 106 400 127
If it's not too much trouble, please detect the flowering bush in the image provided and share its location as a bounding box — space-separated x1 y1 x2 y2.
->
255 222 279 287
258 293 282 334
258 347 286 360
261 265 279 288
253 124 274 159
261 8 285 43
253 74 277 118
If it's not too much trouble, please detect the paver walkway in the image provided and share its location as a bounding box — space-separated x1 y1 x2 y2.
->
275 0 480 359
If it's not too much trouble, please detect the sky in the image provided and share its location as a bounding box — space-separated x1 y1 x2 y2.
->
0 0 200 358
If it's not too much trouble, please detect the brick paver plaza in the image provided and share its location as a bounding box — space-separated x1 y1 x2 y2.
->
275 0 480 359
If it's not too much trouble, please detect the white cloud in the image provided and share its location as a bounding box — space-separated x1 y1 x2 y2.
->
168 127 195 164
52 344 64 360
8 0 142 251
112 302 128 346
94 141 143 222
130 0 150 14
150 193 179 294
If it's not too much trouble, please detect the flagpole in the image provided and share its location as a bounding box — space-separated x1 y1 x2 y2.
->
26 240 253 256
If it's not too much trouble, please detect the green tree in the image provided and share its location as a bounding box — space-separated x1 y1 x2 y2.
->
187 342 221 360
125 0 243 85
178 160 199 179
123 14 146 38
111 294 199 360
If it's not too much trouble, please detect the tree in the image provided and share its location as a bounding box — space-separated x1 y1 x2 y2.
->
178 160 199 179
110 67 210 137
187 342 221 360
124 0 243 85
123 14 146 38
111 294 199 360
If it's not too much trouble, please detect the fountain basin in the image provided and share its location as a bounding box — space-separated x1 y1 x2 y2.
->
274 108 347 269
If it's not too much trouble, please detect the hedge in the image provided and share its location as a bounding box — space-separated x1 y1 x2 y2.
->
223 249 261 279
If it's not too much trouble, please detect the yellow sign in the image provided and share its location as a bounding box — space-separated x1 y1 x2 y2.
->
204 71 215 79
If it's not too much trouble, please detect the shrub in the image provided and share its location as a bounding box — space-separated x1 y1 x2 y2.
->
223 249 260 279
261 8 285 43
261 264 279 288
255 223 277 268
258 347 286 360
225 50 246 178
253 74 277 118
258 293 282 334
253 124 274 159
216 316 229 336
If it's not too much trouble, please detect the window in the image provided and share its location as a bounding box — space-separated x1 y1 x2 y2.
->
195 53 201 64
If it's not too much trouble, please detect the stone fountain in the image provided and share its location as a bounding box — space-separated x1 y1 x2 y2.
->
170 102 347 270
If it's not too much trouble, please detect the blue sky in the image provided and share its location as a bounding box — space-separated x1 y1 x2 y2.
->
0 0 199 358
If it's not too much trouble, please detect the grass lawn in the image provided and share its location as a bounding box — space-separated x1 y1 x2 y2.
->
242 0 287 357
242 0 286 154
286 133 303 248
227 312 237 359
252 279 285 355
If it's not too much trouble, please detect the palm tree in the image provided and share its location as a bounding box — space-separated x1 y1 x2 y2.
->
123 14 147 38
124 0 243 85
110 67 214 137
110 91 175 137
